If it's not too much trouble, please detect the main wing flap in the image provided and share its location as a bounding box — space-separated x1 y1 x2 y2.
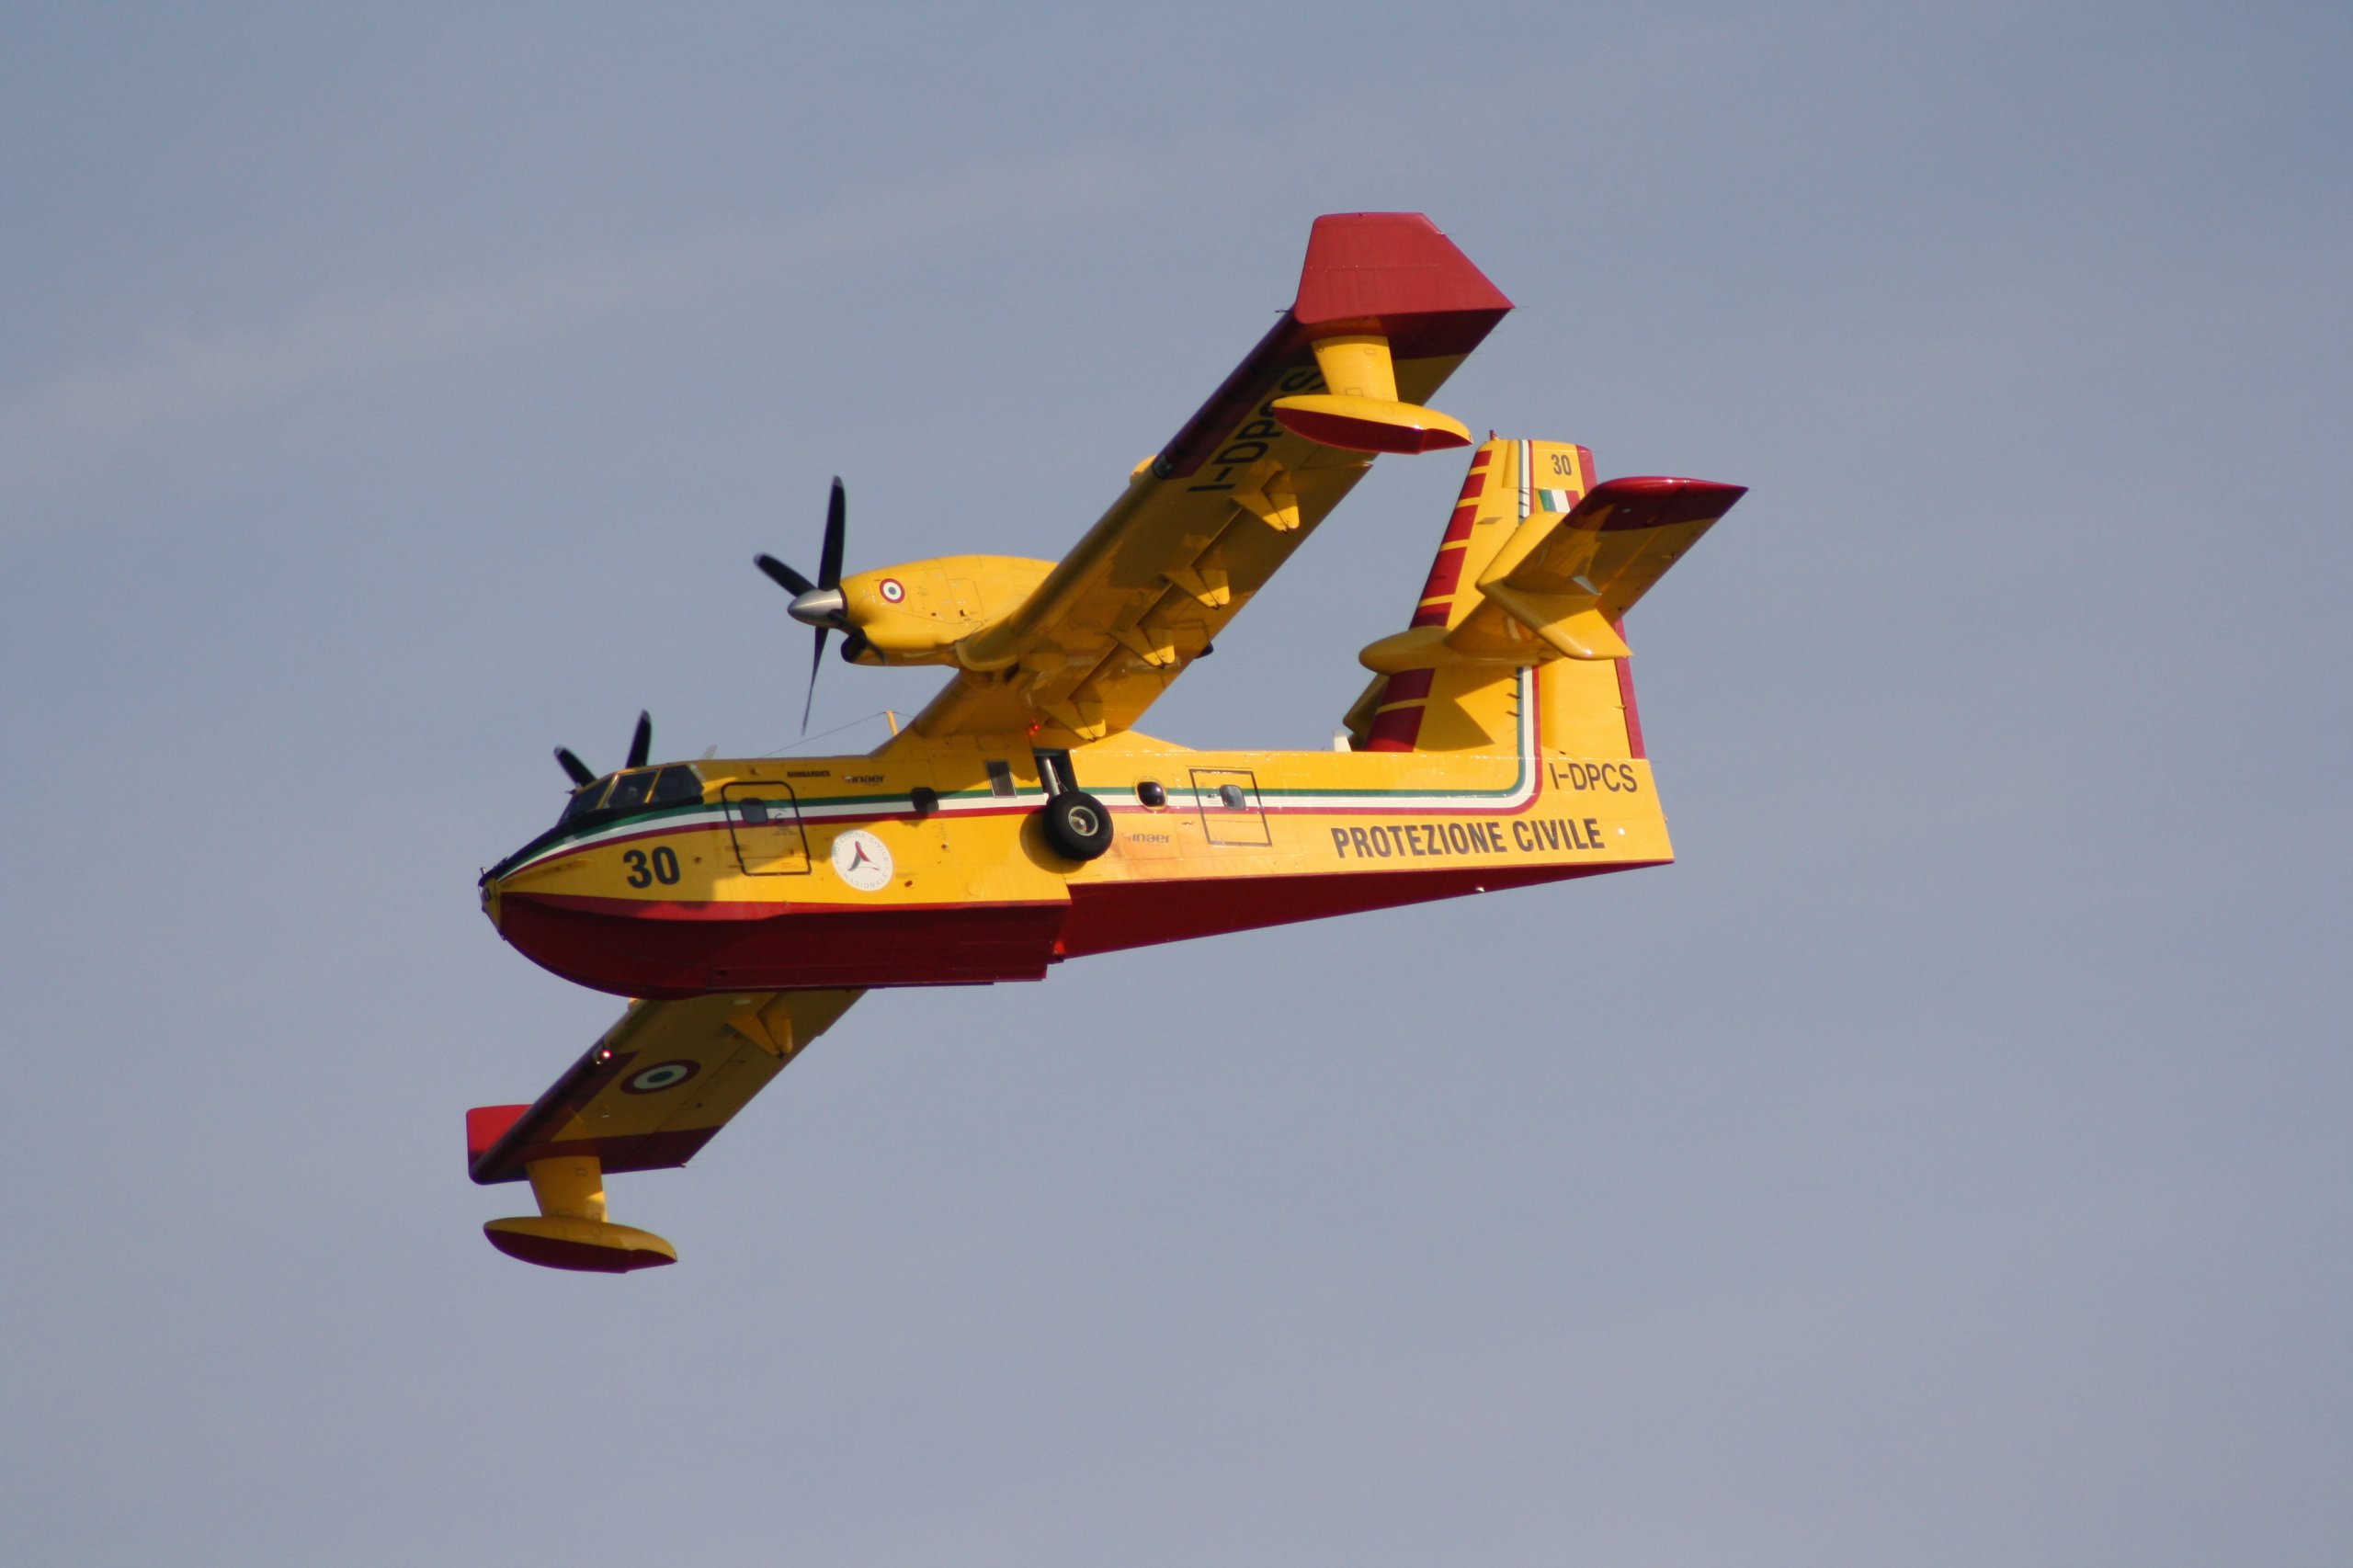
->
468 988 862 1184
905 213 1510 744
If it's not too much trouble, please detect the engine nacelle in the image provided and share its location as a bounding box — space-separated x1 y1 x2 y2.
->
837 554 1055 662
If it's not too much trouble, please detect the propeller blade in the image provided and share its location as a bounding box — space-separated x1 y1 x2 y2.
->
801 627 830 733
554 746 597 787
755 552 814 596
818 477 847 589
626 710 653 769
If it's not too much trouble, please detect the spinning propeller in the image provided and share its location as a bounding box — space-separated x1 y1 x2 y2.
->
554 709 653 788
755 477 867 732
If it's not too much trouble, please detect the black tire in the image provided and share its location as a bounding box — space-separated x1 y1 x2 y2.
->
1038 790 1114 861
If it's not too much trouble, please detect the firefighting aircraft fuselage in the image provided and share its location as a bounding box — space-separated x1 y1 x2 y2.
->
470 213 1745 1272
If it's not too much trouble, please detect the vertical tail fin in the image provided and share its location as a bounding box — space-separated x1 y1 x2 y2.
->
1351 439 1509 751
1343 437 1741 777
1346 437 1632 758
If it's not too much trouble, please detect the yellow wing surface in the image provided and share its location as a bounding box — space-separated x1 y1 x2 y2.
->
904 212 1512 744
468 989 860 1183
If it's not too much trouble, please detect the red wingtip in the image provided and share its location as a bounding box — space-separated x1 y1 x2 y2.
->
467 1104 531 1166
1294 213 1514 327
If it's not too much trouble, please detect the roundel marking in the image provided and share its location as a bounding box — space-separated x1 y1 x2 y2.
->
830 827 894 892
879 577 905 604
621 1059 700 1095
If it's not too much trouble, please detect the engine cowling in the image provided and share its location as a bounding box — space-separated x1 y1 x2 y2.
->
835 554 1056 663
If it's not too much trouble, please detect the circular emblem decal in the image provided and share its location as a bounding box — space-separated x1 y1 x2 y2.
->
879 577 905 604
830 827 893 892
621 1060 699 1095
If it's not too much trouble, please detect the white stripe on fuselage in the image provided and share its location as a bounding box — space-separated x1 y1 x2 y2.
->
506 672 1542 875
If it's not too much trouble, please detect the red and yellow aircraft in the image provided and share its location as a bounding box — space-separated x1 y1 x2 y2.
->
470 213 1745 1271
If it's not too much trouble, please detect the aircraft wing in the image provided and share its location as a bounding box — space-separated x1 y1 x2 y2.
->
467 988 862 1185
905 212 1511 744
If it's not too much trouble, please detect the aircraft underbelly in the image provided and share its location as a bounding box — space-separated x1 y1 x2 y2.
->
495 890 1066 999
1059 859 1654 957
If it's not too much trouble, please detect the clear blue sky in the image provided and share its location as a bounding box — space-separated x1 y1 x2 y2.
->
4 5 2347 1563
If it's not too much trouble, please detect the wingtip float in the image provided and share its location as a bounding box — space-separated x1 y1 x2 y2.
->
471 213 1745 1270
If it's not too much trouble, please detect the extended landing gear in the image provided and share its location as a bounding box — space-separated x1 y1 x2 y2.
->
1037 790 1113 861
1030 747 1113 862
483 1155 677 1273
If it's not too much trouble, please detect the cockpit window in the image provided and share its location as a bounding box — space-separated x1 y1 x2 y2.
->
648 766 704 807
604 769 656 812
557 779 609 826
554 765 703 833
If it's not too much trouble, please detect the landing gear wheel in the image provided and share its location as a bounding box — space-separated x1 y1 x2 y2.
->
1038 790 1113 861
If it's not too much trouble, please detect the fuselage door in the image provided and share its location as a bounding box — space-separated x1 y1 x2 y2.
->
722 782 811 875
1189 767 1271 846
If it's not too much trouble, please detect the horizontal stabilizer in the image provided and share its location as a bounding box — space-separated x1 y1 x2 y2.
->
1443 475 1745 662
1478 597 1631 660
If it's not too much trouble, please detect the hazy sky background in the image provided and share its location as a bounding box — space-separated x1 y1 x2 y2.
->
4 5 2347 1564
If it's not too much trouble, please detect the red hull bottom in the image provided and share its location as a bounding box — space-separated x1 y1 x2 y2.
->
497 860 1658 1000
494 893 1066 998
1063 860 1648 956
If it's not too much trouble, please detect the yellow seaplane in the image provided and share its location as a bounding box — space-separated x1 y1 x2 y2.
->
471 212 1745 1271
